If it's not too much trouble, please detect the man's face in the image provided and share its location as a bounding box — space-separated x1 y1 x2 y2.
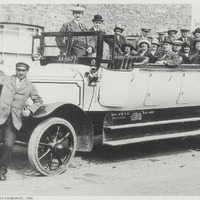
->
194 33 200 39
158 34 165 40
173 44 182 52
73 11 83 21
151 44 158 51
16 67 28 80
163 43 172 52
196 42 200 51
115 29 122 35
93 21 102 30
169 31 176 37
181 31 188 38
142 31 149 37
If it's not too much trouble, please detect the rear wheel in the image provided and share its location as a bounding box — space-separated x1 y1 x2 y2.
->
28 117 77 176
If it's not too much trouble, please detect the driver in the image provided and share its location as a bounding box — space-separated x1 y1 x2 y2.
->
55 4 94 57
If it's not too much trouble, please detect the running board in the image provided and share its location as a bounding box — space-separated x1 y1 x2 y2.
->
103 129 200 146
104 116 200 130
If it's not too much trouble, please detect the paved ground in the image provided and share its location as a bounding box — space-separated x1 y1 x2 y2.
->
1 136 200 198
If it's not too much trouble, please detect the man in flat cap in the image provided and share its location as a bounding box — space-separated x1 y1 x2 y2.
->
0 62 43 181
172 40 185 63
132 28 151 51
89 14 106 54
165 27 178 42
55 4 94 57
177 27 193 44
156 37 181 67
156 29 166 45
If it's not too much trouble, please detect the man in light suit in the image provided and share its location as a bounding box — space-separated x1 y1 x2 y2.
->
0 62 43 181
55 4 94 57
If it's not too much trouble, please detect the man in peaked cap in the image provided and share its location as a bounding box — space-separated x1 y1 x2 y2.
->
113 25 127 55
55 4 94 57
165 27 178 42
156 37 181 67
0 62 43 181
177 27 193 45
156 29 166 45
132 28 151 51
89 14 106 54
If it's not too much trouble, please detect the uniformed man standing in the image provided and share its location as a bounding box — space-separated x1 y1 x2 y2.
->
55 4 94 57
0 62 43 181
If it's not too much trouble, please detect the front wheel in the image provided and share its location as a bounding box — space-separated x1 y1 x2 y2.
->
28 117 77 176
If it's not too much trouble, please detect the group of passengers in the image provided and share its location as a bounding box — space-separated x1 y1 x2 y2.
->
55 4 200 68
116 26 200 67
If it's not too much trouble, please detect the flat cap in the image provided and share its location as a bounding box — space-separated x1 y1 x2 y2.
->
180 27 190 32
167 27 178 34
16 62 30 70
156 29 167 35
114 25 124 32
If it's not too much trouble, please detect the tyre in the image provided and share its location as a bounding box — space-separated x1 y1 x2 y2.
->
28 117 77 176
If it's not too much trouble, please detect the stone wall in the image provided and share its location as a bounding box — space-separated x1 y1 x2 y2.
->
0 4 192 37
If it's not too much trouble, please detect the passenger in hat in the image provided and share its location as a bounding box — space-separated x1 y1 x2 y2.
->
189 39 200 64
177 27 192 43
156 29 166 44
121 42 137 56
135 40 154 63
55 4 94 56
165 27 178 42
156 37 182 67
149 38 163 63
172 40 185 63
180 41 192 64
0 62 43 181
193 28 200 40
89 14 106 54
132 28 151 50
113 25 127 55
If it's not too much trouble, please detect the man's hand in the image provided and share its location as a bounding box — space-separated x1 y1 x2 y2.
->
86 47 93 54
22 109 31 117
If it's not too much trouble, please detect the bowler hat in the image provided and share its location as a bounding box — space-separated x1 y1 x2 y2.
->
92 15 103 22
70 4 85 12
114 25 124 33
173 40 183 46
138 39 151 48
167 27 178 34
16 62 30 70
180 27 190 32
193 28 200 35
163 37 174 45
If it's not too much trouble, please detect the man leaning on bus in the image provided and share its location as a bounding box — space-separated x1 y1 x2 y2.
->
0 62 43 181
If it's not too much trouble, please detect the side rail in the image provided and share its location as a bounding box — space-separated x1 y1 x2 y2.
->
107 55 149 70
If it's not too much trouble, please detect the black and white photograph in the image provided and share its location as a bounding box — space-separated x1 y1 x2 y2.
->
0 0 200 199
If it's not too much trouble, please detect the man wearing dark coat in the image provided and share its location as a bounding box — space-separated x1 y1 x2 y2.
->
156 37 181 67
177 27 193 44
113 25 127 55
0 62 43 181
89 14 106 54
189 39 200 64
55 5 94 57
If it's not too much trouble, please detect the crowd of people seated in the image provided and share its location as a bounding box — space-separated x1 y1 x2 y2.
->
114 25 200 67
